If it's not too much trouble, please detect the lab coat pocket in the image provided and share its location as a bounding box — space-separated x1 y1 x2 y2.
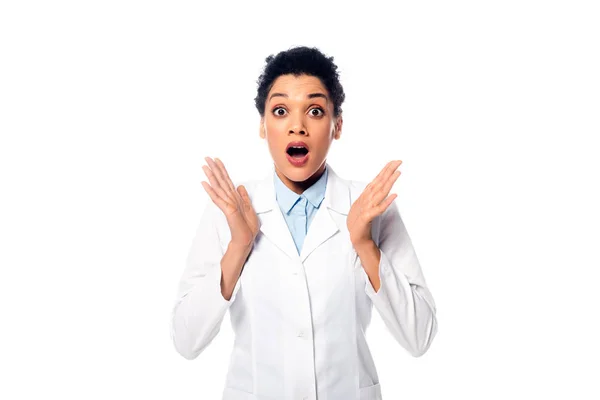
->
359 382 382 400
222 386 257 400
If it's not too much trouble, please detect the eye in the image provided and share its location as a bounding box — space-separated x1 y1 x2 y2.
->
309 107 324 117
272 107 287 116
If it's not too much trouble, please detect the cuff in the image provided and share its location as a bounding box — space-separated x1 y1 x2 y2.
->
206 263 243 309
364 248 393 298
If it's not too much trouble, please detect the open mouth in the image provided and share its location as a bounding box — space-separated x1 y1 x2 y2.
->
286 146 309 158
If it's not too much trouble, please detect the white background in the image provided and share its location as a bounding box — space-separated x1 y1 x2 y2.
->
1 1 599 399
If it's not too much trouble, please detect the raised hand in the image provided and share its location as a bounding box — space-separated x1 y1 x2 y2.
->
201 157 260 247
346 160 402 247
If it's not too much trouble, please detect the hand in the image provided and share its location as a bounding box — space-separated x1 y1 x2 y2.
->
201 157 260 247
347 160 402 247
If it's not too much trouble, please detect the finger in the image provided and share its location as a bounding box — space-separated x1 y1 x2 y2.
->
238 187 258 228
364 161 401 206
366 161 393 191
214 157 237 193
201 181 231 213
205 157 235 203
374 193 397 217
372 170 401 205
374 160 395 182
237 184 249 200
215 158 248 212
202 164 231 204
369 160 402 191
374 160 402 187
237 185 253 210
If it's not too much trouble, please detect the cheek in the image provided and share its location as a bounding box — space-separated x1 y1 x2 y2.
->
309 117 333 130
264 118 285 136
263 123 283 152
308 121 335 142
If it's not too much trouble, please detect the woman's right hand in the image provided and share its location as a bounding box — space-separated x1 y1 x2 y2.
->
201 157 260 248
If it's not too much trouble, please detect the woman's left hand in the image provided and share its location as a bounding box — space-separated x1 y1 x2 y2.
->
347 160 403 247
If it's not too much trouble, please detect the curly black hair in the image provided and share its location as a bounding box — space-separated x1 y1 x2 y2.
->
254 46 345 118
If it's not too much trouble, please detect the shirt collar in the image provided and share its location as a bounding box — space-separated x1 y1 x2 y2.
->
274 166 328 214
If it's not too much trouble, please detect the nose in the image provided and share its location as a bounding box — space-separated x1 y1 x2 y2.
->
288 114 306 135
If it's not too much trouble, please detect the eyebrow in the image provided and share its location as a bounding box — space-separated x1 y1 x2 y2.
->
268 92 329 102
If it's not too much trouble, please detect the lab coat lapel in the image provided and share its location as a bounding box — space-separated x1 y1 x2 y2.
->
299 165 350 262
251 169 298 261
251 163 351 263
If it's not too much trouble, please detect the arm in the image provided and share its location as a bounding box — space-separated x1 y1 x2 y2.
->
170 200 250 360
357 201 438 357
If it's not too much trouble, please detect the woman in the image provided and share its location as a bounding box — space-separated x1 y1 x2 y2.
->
171 46 438 400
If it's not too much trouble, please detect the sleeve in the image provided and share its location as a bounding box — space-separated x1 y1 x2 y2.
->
362 201 438 357
170 200 242 360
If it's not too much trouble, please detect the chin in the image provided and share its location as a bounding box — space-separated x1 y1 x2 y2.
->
285 168 312 182
277 162 316 182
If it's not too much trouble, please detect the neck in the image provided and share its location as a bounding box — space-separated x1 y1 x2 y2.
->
275 163 326 195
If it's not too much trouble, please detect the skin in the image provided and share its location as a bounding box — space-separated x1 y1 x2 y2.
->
200 74 403 292
201 158 259 247
259 74 342 195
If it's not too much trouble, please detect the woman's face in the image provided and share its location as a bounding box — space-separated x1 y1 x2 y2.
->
260 74 342 194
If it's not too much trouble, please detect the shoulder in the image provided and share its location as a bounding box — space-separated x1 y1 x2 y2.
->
230 176 264 204
326 166 369 200
344 175 397 216
342 175 370 206
348 179 369 195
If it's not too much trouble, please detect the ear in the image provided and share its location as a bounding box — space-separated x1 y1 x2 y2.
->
333 115 343 140
259 117 265 139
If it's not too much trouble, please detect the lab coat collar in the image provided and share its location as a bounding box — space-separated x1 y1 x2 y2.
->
251 162 351 262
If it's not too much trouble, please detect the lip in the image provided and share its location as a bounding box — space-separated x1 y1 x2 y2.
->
286 141 310 152
286 152 310 167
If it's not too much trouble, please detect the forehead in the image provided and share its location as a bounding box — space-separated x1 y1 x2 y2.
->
268 74 329 99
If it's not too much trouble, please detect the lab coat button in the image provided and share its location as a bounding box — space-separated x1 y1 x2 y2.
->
297 331 304 338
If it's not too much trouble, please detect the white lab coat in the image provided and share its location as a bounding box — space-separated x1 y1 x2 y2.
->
171 163 437 400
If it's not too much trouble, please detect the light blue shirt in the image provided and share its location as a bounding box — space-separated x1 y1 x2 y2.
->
274 166 328 255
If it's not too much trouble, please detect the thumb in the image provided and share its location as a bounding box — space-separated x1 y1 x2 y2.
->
237 185 251 208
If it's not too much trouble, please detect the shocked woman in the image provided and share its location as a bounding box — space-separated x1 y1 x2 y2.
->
171 46 438 400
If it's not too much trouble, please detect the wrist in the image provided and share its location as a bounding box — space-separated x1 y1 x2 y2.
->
228 239 254 253
352 239 376 253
